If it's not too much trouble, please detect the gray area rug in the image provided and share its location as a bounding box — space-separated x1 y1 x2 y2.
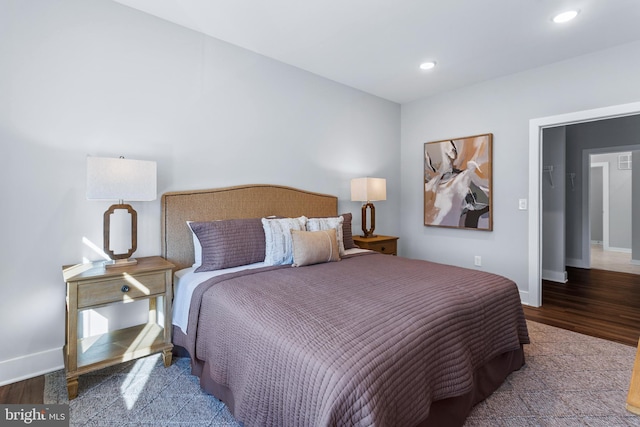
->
45 321 640 426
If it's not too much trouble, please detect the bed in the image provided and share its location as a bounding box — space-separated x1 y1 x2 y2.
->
161 184 529 427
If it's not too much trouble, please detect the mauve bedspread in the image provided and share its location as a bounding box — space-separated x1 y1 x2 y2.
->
181 252 529 426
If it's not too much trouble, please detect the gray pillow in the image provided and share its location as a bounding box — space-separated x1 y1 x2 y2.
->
190 218 265 272
340 213 356 250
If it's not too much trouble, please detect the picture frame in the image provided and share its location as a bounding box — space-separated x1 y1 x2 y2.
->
424 133 493 230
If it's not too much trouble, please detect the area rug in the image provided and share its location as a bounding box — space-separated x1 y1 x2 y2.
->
45 321 640 426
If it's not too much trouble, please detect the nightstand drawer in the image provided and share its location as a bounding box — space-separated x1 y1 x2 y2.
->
353 235 399 255
364 240 397 255
77 272 166 308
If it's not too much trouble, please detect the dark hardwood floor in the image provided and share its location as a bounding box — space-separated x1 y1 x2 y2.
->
2 266 639 403
524 266 640 347
0 375 43 404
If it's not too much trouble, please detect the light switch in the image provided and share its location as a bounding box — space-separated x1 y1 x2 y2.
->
518 199 528 210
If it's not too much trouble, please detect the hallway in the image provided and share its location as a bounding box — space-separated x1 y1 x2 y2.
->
591 243 640 275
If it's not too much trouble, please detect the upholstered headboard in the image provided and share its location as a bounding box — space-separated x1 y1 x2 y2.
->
161 184 338 271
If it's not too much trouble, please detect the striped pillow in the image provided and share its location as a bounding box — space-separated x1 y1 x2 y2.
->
340 213 356 250
190 218 265 272
306 216 345 255
262 216 307 265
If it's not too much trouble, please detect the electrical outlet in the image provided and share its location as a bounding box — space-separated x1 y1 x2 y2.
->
474 256 482 267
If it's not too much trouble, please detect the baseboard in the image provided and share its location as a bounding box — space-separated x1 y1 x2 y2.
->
0 347 64 386
518 289 529 305
631 259 640 266
566 258 588 269
607 247 632 254
542 269 568 283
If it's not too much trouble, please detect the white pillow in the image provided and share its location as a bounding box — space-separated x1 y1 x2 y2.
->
306 216 345 256
187 221 203 268
262 216 307 265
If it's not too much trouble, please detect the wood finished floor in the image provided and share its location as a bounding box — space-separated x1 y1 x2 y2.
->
0 375 43 404
2 266 639 404
523 266 640 347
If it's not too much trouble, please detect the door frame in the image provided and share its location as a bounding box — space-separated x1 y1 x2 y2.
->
527 101 640 307
589 160 609 253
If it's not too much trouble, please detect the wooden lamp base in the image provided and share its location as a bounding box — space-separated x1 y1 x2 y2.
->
103 203 138 268
361 202 377 238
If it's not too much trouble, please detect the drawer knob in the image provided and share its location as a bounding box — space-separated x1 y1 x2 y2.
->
121 285 130 293
381 247 385 251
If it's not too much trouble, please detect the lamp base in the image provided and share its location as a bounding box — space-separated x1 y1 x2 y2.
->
361 202 377 238
105 258 138 269
103 203 138 267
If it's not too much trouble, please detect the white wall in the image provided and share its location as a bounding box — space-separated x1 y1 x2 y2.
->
590 152 632 251
0 0 400 384
589 164 604 243
541 127 566 283
401 40 640 304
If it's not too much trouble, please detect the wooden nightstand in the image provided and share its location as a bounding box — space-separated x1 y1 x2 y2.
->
62 256 174 399
353 235 399 255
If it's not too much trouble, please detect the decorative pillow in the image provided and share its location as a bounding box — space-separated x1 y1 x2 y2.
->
262 216 307 265
291 229 340 267
340 212 356 250
189 218 266 272
186 221 203 267
306 216 345 255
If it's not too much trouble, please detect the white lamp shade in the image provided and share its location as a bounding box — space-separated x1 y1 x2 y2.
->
86 156 157 201
351 177 387 202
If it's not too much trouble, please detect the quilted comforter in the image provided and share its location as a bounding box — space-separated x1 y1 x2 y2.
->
180 252 529 426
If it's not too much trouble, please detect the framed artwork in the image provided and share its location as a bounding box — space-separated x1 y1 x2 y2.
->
424 133 493 230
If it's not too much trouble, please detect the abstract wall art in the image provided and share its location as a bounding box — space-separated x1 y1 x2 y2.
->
424 133 493 230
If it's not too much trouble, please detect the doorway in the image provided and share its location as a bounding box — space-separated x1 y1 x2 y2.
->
590 151 640 274
528 101 640 307
540 127 639 281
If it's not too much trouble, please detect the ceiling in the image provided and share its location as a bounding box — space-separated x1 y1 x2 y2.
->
111 0 640 104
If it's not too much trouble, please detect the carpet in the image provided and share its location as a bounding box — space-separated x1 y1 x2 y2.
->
45 321 640 426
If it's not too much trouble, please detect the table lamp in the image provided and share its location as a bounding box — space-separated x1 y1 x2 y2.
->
351 177 386 238
86 156 157 267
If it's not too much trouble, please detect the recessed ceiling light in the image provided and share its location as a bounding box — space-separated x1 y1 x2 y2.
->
419 61 436 70
553 10 579 23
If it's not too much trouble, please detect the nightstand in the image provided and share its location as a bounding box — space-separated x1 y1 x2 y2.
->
353 235 399 255
62 256 174 399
